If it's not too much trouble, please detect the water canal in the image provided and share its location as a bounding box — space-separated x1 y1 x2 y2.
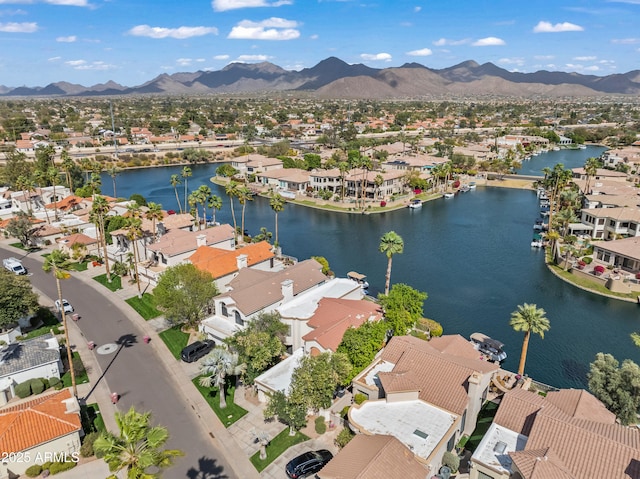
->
105 145 639 389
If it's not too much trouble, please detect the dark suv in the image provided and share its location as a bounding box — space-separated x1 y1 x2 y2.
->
180 340 215 363
285 449 333 478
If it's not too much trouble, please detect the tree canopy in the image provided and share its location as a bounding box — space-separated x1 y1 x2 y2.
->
588 353 640 426
337 320 388 379
290 352 352 412
378 283 427 335
153 264 218 327
0 270 39 331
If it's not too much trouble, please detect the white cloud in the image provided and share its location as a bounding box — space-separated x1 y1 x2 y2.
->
128 25 218 39
0 21 36 32
533 21 584 33
310 34 318 40
611 38 640 44
236 54 272 61
212 0 291 11
228 18 300 40
433 37 469 46
48 56 61 61
406 48 432 56
360 52 392 61
176 58 192 66
414 6 421 12
497 57 524 66
64 59 115 70
472 37 505 47
574 55 596 61
584 65 600 71
213 54 230 60
607 0 640 4
56 35 76 42
534 55 555 60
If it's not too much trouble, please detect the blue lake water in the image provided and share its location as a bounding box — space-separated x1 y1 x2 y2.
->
105 146 640 389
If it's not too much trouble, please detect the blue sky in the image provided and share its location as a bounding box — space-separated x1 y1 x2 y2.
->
1 0 639 87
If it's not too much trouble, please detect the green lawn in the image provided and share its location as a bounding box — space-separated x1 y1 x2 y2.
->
67 261 89 272
125 293 161 320
80 403 105 432
550 264 638 301
465 400 500 452
62 352 89 387
250 428 309 472
18 307 62 340
159 325 190 360
93 273 123 291
192 376 248 427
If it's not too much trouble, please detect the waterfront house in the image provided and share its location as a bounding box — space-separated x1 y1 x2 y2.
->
469 388 640 479
0 389 82 479
276 278 369 352
189 240 278 291
255 168 309 193
0 334 62 405
349 335 499 472
199 258 327 344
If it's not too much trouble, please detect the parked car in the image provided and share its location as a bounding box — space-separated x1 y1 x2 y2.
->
54 299 74 314
180 340 215 363
3 257 27 275
285 449 333 479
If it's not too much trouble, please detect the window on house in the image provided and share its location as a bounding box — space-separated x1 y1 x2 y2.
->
477 472 495 479
460 410 467 432
234 310 244 326
447 434 456 452
221 303 228 317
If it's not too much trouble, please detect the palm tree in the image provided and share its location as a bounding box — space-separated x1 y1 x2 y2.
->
379 231 404 295
32 169 51 224
42 250 77 397
269 193 285 247
91 195 112 283
169 174 182 213
181 166 192 211
187 191 201 229
60 151 75 191
208 194 222 225
46 166 61 221
145 202 163 241
106 165 121 197
225 180 240 242
93 406 183 479
509 303 550 376
199 348 245 409
196 185 212 227
338 161 349 202
584 157 599 195
237 186 253 241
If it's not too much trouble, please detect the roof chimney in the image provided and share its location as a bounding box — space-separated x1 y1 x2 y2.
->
236 254 248 270
281 279 294 302
196 234 207 247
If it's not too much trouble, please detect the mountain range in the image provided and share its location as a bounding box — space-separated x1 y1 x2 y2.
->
2 57 640 98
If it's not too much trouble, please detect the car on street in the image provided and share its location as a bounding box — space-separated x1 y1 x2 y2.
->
54 299 74 314
285 449 333 478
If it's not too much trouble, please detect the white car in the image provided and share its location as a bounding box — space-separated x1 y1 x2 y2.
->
54 299 74 314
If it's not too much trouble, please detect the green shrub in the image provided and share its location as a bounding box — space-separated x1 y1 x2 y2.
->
340 406 350 418
49 377 61 389
42 378 50 389
315 416 327 435
582 256 593 264
15 381 32 399
49 460 77 474
25 465 42 477
442 451 460 473
41 461 52 471
335 427 355 449
29 378 46 395
417 318 443 337
353 393 367 405
80 431 100 457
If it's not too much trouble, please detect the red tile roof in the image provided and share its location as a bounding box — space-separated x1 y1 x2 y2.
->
302 298 382 352
189 241 274 279
0 390 81 453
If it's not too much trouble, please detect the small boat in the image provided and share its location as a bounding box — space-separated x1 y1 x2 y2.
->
460 185 470 193
468 182 477 190
347 271 369 290
531 240 544 248
470 333 507 363
578 145 587 149
408 199 422 209
553 147 560 151
444 192 455 199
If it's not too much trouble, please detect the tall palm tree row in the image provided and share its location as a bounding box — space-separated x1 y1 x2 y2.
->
379 231 404 295
224 180 240 242
145 202 163 241
237 186 253 241
509 303 550 376
208 194 222 225
90 195 112 283
42 250 77 397
94 406 183 479
181 166 192 212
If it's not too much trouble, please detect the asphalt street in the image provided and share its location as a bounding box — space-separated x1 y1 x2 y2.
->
2 245 239 479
